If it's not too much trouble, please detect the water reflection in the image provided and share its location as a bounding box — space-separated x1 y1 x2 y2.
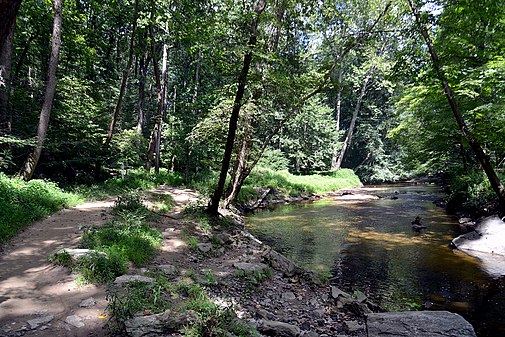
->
245 184 505 337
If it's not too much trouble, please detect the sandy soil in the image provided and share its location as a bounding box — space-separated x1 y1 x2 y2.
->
0 186 199 337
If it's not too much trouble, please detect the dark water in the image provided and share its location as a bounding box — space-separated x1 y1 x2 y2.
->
245 184 505 337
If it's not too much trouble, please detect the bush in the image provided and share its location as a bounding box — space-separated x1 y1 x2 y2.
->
448 169 498 209
0 173 82 243
75 248 128 285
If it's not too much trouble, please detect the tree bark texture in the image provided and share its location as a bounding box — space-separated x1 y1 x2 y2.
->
104 0 140 146
207 0 267 215
19 0 62 180
0 0 22 52
0 18 15 133
330 67 343 170
408 0 505 209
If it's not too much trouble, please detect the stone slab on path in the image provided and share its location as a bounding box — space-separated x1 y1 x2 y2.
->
366 311 476 337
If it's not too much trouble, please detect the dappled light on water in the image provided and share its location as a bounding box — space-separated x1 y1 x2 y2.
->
246 184 505 337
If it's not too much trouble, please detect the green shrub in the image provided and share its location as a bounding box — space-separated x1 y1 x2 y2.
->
449 169 498 209
0 174 82 243
75 249 128 285
81 219 162 266
112 190 150 217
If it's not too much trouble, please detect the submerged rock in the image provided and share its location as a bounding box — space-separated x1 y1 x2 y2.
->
366 311 476 337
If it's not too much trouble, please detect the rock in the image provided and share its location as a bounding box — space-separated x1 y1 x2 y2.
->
54 248 107 261
234 262 269 273
366 311 476 337
301 331 319 337
452 216 505 276
331 286 351 300
452 216 505 255
262 249 300 277
281 291 296 301
215 233 233 245
79 297 96 307
459 217 473 224
124 310 198 337
259 320 301 337
114 275 155 285
344 320 364 333
197 243 213 253
27 316 54 330
354 290 367 303
65 315 85 328
154 264 178 276
256 308 274 320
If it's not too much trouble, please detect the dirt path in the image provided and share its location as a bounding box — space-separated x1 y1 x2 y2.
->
0 186 198 337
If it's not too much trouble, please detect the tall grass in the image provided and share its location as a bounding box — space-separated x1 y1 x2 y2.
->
239 167 362 202
0 173 82 243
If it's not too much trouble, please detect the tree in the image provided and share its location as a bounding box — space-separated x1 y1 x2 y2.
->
18 0 63 180
408 0 505 209
207 0 267 215
0 0 22 52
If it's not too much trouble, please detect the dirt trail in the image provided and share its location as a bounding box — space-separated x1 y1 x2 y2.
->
0 186 198 337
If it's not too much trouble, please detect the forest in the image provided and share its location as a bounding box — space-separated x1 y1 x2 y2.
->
1 0 505 213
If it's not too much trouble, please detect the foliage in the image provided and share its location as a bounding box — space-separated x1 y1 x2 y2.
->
0 174 81 243
448 169 499 210
239 167 361 201
74 248 128 285
106 275 172 333
234 268 272 290
81 217 162 267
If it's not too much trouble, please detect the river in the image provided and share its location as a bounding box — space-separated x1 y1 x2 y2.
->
245 184 505 337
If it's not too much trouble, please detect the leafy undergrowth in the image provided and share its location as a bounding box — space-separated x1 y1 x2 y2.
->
106 273 258 337
51 192 163 284
237 167 362 204
0 173 82 244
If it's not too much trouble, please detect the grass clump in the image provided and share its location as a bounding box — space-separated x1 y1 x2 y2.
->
0 173 82 243
234 268 272 290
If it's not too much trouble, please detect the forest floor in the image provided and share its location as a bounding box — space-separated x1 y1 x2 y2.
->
0 186 366 337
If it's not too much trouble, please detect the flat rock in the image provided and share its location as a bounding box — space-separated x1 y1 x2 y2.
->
65 315 85 328
331 286 350 299
197 243 213 253
259 320 301 337
79 297 96 307
114 274 155 285
452 216 505 256
234 262 269 273
366 311 476 337
281 291 296 301
262 249 300 277
154 264 178 276
27 316 54 330
124 310 198 337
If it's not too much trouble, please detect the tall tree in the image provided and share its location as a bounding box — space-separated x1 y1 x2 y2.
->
104 0 140 146
207 0 267 215
0 18 15 132
0 0 22 52
18 0 63 180
408 0 505 208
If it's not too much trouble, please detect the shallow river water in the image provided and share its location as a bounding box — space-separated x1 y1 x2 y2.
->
245 184 505 337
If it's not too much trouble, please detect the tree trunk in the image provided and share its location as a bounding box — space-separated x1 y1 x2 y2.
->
334 69 373 170
330 67 343 170
224 132 252 208
0 18 15 133
18 0 62 180
408 0 505 209
0 0 22 52
104 0 140 146
145 23 161 172
207 0 267 215
136 52 150 134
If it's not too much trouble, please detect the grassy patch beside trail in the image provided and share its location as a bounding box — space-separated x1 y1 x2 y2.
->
69 168 184 200
237 167 362 203
0 173 82 244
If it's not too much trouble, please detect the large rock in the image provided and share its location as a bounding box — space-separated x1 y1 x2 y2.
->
452 216 505 255
366 311 476 337
114 275 154 285
234 262 269 273
262 249 300 277
259 320 301 337
452 216 505 276
124 310 197 337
